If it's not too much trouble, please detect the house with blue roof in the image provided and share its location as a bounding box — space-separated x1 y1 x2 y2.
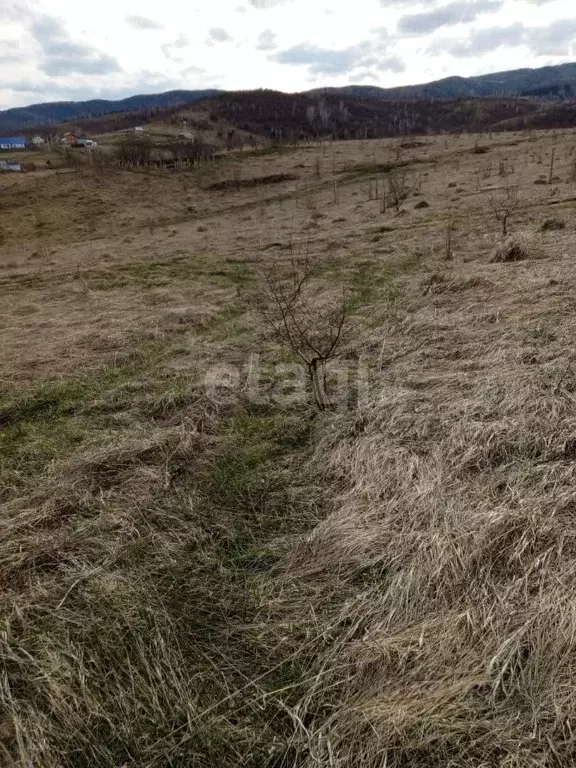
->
0 137 27 150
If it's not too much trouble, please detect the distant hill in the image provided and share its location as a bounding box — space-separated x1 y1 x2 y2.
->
307 63 576 101
197 90 545 141
14 90 576 146
0 63 576 133
0 90 220 133
489 99 576 132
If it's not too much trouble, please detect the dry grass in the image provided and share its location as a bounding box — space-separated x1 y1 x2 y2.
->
490 234 533 262
2 128 576 766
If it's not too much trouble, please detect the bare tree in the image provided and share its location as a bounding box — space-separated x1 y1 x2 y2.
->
487 179 523 237
445 217 455 260
258 253 351 411
116 137 153 166
392 140 403 162
548 148 556 184
168 138 214 165
387 170 407 213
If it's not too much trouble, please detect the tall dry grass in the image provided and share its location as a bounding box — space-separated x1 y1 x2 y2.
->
283 356 576 767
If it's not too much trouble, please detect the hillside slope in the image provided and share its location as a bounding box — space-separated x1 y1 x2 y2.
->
0 89 220 132
196 91 542 140
22 90 576 145
2 128 576 767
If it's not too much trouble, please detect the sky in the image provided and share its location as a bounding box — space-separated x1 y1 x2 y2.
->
1 0 576 109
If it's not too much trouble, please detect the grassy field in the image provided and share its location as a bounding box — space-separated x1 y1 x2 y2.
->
2 129 576 767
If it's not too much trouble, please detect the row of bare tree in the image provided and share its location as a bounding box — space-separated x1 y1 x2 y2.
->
115 137 217 167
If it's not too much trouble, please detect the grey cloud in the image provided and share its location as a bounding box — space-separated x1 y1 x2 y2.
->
161 34 190 61
431 22 524 57
2 67 217 106
0 39 26 65
430 17 576 59
173 34 189 48
0 0 32 22
398 0 503 35
0 79 45 94
43 53 120 77
30 14 121 76
207 27 233 43
249 0 291 7
274 41 404 75
181 64 205 76
380 0 436 4
352 70 379 82
125 14 164 30
528 19 576 56
88 70 211 100
276 44 363 74
256 29 277 50
376 54 405 72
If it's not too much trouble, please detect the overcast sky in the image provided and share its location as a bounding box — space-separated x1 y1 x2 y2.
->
1 0 575 109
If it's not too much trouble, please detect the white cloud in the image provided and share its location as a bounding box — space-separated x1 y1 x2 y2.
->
162 34 190 62
273 37 405 75
256 29 277 50
398 0 503 35
249 0 292 7
0 0 575 109
30 13 121 76
207 26 233 43
125 14 164 30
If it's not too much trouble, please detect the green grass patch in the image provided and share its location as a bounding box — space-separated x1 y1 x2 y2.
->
0 368 134 430
0 343 185 486
339 160 410 177
208 408 313 532
240 144 292 159
88 254 253 293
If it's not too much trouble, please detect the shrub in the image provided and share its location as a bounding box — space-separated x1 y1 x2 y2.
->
540 218 566 232
414 200 430 209
491 236 530 263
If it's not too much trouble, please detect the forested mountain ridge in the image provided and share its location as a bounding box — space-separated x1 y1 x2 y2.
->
2 62 576 132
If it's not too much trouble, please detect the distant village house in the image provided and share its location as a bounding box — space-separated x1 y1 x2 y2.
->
0 159 22 172
60 133 97 148
75 138 97 148
0 136 26 150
